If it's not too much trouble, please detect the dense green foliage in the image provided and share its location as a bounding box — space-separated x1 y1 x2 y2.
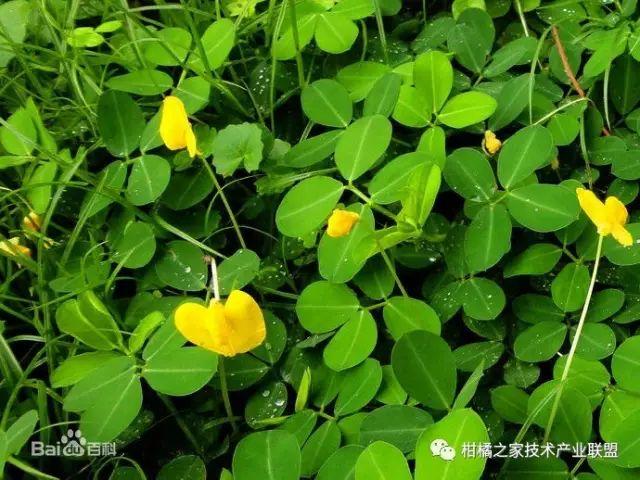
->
2 0 640 478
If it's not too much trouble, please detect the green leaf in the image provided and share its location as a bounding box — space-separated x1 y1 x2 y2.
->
144 27 192 66
457 277 505 320
488 74 531 131
484 37 537 77
174 76 210 113
317 446 363 480
528 382 592 444
497 125 554 189
0 107 36 155
612 336 640 393
155 240 207 291
332 0 375 18
465 204 511 272
335 115 392 181
607 409 640 468
444 147 496 201
296 281 360 333
274 15 317 60
355 441 412 480
337 61 391 101
0 0 30 68
504 243 562 277
392 85 431 127
51 351 122 388
363 73 402 117
126 155 171 205
282 130 343 168
128 311 164 353
490 385 529 424
218 248 261 295
302 79 353 127
611 54 640 115
446 9 494 73
369 152 431 205
571 323 616 360
55 291 122 350
454 341 503 372
513 294 564 324
189 18 235 71
453 361 485 409
112 221 156 269
359 405 433 453
506 183 580 232
315 13 358 54
334 358 382 416
233 431 301 480
157 456 206 480
502 457 569 479
79 369 141 442
143 347 218 396
551 262 590 312
514 321 567 362
301 421 341 476
382 296 441 339
276 176 344 237
438 91 497 128
547 113 580 146
105 69 173 95
418 127 446 168
414 50 453 113
604 223 640 265
6 410 38 455
212 123 264 176
323 310 377 371
25 161 57 214
398 162 442 227
391 330 456 410
318 204 374 283
97 91 144 157
415 409 489 480
162 167 214 210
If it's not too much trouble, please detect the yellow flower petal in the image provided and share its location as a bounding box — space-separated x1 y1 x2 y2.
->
23 212 42 232
577 188 633 246
0 237 31 258
159 96 198 156
605 196 628 226
483 130 501 155
612 224 633 247
222 290 266 355
327 209 360 238
174 290 265 357
174 301 219 351
576 188 609 234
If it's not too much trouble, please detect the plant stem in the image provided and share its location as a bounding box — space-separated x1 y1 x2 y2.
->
218 357 238 433
543 234 604 443
287 0 306 89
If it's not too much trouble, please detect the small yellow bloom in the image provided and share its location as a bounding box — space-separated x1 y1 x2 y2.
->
327 209 360 238
550 157 560 170
0 237 31 258
174 290 266 357
159 96 198 158
23 212 42 232
576 188 633 247
483 130 502 155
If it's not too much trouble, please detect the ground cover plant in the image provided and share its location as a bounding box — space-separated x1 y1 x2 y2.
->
3 0 640 478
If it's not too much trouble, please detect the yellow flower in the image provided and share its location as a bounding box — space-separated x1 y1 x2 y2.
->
159 96 198 158
174 290 266 357
22 212 42 232
483 130 501 155
0 237 31 258
576 188 633 247
327 209 360 238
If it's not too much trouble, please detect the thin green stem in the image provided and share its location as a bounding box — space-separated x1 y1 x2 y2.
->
543 234 604 443
218 357 238 433
347 185 397 221
514 0 530 37
287 0 306 88
379 248 408 297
